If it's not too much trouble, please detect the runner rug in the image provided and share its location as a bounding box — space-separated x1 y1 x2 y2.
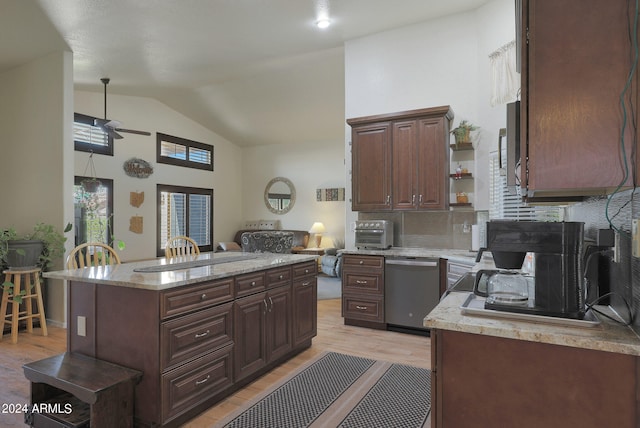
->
215 352 431 428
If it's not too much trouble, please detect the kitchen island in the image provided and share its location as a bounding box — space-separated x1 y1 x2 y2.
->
425 291 640 428
42 252 319 427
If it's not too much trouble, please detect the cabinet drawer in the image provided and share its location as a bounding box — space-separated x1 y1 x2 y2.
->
292 261 317 278
161 278 234 319
236 271 266 297
343 272 383 295
161 302 233 370
266 267 291 288
162 344 234 423
343 255 384 270
342 294 384 323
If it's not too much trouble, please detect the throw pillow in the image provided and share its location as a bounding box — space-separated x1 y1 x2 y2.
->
219 241 241 251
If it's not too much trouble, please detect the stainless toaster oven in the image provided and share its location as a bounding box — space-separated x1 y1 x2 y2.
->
354 220 393 249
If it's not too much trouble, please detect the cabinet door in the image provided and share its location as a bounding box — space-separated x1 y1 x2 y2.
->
523 0 638 196
417 117 448 210
233 292 267 382
351 122 392 211
392 120 418 210
266 285 293 362
292 276 317 347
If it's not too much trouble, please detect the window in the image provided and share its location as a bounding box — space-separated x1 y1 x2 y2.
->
489 151 563 221
74 113 114 156
157 184 213 256
157 133 213 171
73 177 114 246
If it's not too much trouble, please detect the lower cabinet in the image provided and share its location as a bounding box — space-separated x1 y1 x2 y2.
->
67 260 317 428
234 285 292 382
431 329 639 428
341 254 385 328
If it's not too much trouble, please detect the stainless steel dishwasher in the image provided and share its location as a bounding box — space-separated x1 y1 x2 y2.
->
384 256 440 334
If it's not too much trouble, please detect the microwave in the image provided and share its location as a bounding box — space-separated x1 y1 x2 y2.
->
354 220 393 249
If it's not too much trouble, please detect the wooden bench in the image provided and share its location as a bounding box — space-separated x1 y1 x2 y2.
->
23 352 142 428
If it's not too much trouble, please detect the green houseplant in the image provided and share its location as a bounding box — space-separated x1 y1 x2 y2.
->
450 120 479 145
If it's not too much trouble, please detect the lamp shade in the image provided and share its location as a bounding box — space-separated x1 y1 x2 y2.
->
309 222 326 234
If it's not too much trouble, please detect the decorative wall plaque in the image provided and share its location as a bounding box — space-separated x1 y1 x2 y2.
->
129 216 143 234
130 191 145 207
123 158 154 178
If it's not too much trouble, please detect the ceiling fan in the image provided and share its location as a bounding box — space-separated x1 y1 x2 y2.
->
93 77 151 140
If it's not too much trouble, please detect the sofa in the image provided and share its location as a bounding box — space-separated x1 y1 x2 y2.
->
320 248 343 277
217 229 310 252
240 231 294 253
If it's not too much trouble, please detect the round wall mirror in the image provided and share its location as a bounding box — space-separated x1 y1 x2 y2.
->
264 177 296 214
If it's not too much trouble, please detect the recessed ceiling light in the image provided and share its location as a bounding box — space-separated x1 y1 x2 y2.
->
316 18 331 29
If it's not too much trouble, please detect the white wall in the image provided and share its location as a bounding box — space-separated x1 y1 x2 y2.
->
74 91 244 260
344 0 516 248
241 140 346 247
0 51 74 326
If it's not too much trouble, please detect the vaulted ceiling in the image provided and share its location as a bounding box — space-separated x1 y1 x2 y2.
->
2 0 489 146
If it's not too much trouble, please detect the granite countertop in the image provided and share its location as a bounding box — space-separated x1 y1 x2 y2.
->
340 247 478 262
425 291 640 356
43 252 318 291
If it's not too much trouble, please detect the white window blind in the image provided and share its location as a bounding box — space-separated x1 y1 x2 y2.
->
489 151 562 221
74 122 109 147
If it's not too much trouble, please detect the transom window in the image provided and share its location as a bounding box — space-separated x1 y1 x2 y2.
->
157 133 213 171
157 184 213 256
74 113 114 156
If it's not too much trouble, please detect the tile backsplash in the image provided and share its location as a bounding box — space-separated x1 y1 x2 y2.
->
358 210 476 250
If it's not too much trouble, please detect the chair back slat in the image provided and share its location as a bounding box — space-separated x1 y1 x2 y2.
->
67 243 121 269
165 236 200 259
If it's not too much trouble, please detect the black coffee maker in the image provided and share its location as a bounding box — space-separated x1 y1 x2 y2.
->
481 220 585 319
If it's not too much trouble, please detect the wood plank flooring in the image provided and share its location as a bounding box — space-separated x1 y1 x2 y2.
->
0 298 431 427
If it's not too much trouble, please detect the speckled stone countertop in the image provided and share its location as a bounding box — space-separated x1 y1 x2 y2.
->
425 291 640 356
43 252 318 291
340 247 478 262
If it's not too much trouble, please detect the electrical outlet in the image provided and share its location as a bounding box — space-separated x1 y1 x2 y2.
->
77 316 86 337
613 230 621 263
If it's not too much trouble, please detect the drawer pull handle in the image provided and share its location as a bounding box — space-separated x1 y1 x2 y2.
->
194 330 210 339
263 300 268 313
356 305 368 310
302 281 311 286
268 297 273 312
356 280 368 284
200 293 207 300
195 375 210 386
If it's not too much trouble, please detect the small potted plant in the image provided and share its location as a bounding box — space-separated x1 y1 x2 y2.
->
451 120 479 146
0 223 72 271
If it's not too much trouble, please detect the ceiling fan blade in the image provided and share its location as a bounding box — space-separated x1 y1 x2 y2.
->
116 128 152 136
112 130 123 139
105 119 122 129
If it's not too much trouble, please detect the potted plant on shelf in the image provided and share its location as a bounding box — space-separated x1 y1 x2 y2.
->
450 120 479 146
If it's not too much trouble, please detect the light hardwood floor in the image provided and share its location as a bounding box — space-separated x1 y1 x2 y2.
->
0 298 431 427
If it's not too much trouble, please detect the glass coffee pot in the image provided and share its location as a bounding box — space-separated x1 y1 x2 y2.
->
473 270 530 306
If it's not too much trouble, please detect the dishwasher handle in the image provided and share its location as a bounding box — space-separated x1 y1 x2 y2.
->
385 259 438 267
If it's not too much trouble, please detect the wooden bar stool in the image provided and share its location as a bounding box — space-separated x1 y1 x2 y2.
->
1 268 48 343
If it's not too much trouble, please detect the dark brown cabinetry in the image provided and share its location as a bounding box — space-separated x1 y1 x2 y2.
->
521 0 639 199
348 106 453 211
67 260 316 427
341 254 385 328
431 329 638 427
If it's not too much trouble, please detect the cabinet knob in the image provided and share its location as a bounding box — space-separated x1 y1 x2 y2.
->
251 281 256 286
304 269 309 273
278 274 284 280
358 260 364 265
200 293 207 300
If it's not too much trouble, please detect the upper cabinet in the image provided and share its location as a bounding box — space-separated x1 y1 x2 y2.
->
521 0 638 199
348 106 453 211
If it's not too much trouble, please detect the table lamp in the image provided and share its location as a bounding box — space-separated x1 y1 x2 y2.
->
308 222 326 248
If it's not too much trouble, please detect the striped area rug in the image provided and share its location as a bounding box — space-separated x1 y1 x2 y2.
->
215 352 431 428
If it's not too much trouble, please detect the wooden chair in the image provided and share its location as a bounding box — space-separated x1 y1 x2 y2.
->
165 236 200 258
66 243 122 269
